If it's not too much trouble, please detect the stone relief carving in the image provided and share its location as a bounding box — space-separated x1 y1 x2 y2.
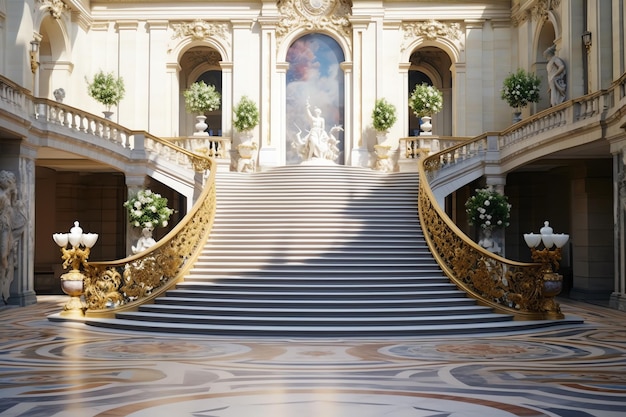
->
39 0 70 19
512 0 561 27
401 20 464 52
182 49 222 67
276 0 352 43
0 171 26 304
171 19 230 47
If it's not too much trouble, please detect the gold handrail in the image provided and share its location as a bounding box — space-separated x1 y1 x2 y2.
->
83 143 215 318
418 147 564 320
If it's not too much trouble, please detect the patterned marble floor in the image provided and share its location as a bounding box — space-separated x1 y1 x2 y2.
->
1 296 625 417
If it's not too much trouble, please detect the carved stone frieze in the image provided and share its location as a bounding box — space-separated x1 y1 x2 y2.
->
401 20 464 52
39 0 70 19
182 49 222 67
276 0 352 44
512 0 561 27
171 19 231 47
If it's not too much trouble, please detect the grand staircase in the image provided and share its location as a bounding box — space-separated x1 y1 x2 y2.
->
88 165 578 337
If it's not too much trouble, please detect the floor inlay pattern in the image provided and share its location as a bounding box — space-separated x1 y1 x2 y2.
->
1 296 625 416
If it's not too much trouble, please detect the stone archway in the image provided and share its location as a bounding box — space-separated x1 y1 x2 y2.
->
408 47 452 137
178 47 223 137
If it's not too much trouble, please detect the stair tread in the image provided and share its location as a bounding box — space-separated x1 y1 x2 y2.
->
88 318 582 335
91 165 564 338
117 312 509 323
142 304 489 314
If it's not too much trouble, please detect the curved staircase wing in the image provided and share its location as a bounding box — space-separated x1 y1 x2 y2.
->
86 165 581 337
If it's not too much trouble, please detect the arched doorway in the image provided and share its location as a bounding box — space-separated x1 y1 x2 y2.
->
285 33 345 165
179 47 223 137
408 47 452 137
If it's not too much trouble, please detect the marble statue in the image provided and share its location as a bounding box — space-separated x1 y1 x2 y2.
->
132 227 156 254
544 45 567 106
479 229 501 255
0 171 26 303
292 100 342 163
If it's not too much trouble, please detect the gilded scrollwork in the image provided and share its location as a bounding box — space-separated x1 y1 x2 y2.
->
418 156 562 319
82 150 215 315
276 0 352 44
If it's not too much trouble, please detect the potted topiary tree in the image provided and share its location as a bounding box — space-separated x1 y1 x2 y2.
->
123 189 174 254
500 69 541 122
86 70 125 120
409 83 443 135
233 95 260 143
183 81 221 136
371 98 397 144
232 96 260 172
465 187 512 256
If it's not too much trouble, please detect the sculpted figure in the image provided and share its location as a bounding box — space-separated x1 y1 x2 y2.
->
0 171 26 303
292 100 342 162
132 227 156 254
479 229 501 255
544 45 567 106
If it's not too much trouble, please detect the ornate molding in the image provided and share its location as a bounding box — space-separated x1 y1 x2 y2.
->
401 20 464 52
171 19 230 46
276 0 352 43
39 0 70 19
512 0 561 27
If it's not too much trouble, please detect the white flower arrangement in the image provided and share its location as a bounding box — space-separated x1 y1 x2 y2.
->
500 69 541 110
465 188 511 230
232 96 260 132
409 84 443 118
86 71 125 111
371 98 397 132
183 81 221 114
123 189 174 229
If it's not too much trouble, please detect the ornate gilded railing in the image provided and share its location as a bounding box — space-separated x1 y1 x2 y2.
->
83 144 215 318
418 143 563 320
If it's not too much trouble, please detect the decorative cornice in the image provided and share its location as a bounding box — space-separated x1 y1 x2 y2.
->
512 0 561 27
171 19 230 46
401 19 464 51
531 0 560 21
276 0 352 44
39 0 70 20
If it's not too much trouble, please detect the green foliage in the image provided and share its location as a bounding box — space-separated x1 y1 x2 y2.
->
371 98 397 132
500 69 541 109
409 83 443 117
465 188 511 230
86 71 125 110
124 189 174 229
183 81 221 114
232 96 260 132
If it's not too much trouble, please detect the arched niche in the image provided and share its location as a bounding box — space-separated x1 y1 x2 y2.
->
38 15 72 101
285 32 346 165
534 20 557 111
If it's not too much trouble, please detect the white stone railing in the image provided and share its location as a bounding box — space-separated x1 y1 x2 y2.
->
0 76 29 116
399 135 471 160
0 70 226 194
35 99 133 149
167 136 232 160
425 72 626 197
